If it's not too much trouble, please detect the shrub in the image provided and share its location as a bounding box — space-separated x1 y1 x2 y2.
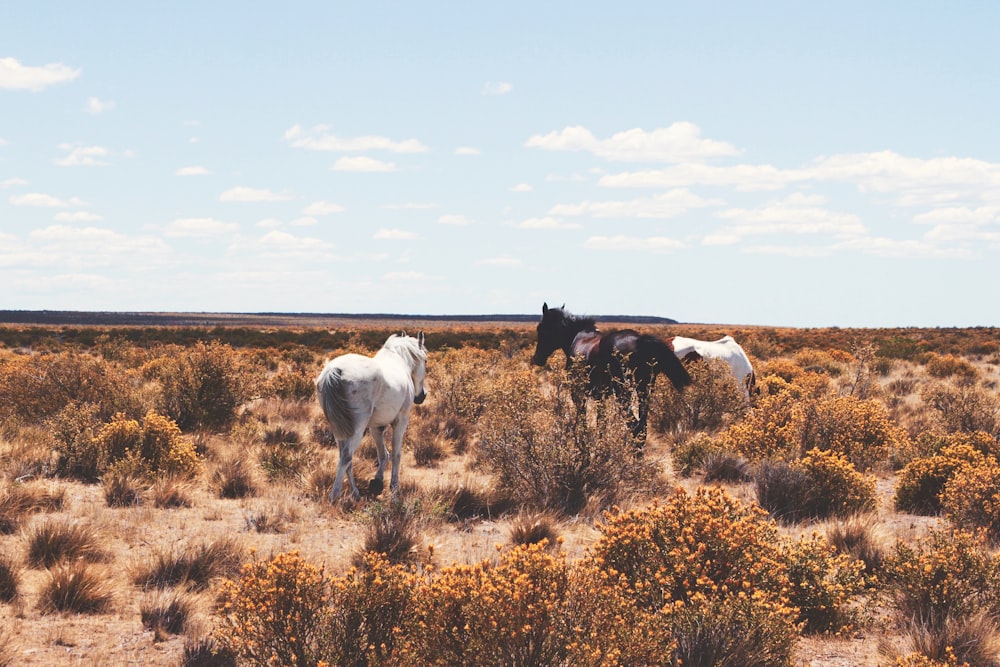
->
148 342 251 431
781 533 868 634
650 357 747 433
355 499 423 567
477 368 660 515
900 614 1000 667
150 475 194 508
670 432 722 477
883 528 1000 627
922 382 1000 437
509 513 561 549
47 401 104 480
756 450 876 523
925 353 979 380
211 456 258 499
37 562 113 614
723 393 905 471
133 537 244 591
141 590 196 639
0 482 64 534
216 551 331 667
25 519 107 569
895 442 989 515
824 513 888 579
101 468 144 507
0 553 19 604
398 542 574 666
182 637 237 667
702 451 752 483
942 458 1000 543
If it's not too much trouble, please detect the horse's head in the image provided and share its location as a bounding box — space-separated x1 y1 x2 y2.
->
387 331 428 404
532 302 567 367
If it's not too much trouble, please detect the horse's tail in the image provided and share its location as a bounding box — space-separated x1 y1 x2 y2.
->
645 336 692 391
315 365 358 440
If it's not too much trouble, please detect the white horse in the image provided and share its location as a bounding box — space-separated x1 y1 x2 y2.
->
316 332 428 502
670 335 756 398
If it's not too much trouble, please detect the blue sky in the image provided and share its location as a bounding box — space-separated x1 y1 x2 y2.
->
2 2 999 327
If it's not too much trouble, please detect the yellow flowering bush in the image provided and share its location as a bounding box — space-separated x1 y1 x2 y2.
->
799 448 878 519
781 533 868 634
883 528 1000 626
941 457 1000 543
216 551 331 667
722 393 904 471
94 411 202 479
894 443 989 515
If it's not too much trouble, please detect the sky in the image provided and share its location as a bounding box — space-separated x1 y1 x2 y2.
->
2 2 1000 328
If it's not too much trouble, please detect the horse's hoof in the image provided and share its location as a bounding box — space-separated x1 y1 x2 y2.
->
368 478 384 496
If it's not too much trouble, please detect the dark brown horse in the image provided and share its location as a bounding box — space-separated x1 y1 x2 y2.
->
531 303 691 448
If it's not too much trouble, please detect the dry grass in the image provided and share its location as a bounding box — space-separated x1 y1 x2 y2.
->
0 322 998 665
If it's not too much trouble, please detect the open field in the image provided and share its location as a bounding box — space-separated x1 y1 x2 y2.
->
1 319 999 666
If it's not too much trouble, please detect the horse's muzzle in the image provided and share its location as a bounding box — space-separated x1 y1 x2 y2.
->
414 391 427 405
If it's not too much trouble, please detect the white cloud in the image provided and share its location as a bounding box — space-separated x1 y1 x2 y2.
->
257 230 335 252
477 256 522 267
9 192 87 208
438 214 471 226
455 146 481 155
8 225 171 268
373 228 418 240
510 183 533 192
302 200 345 216
716 195 866 238
332 156 397 172
913 206 1000 226
54 211 103 222
256 218 284 228
517 217 581 230
584 235 684 253
550 189 720 219
54 144 110 167
284 124 428 153
176 165 210 176
1 177 28 188
0 57 80 91
219 186 294 202
164 217 239 237
482 81 513 96
384 202 435 210
85 97 115 114
600 163 800 191
383 271 438 281
526 121 740 163
290 216 318 227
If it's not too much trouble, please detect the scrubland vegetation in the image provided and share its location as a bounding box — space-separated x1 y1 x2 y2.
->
0 321 999 665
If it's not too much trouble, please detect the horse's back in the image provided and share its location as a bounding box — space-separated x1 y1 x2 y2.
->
672 335 753 381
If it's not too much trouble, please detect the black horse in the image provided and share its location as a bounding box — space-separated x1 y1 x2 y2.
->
531 303 691 448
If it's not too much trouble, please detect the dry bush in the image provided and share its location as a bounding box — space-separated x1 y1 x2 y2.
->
37 562 114 614
243 501 299 534
150 475 195 508
101 468 145 507
899 613 1000 667
823 513 888 578
133 537 245 591
650 358 747 433
477 368 661 516
884 528 1000 629
925 353 979 381
140 589 197 640
794 348 847 377
424 480 516 524
210 455 259 499
702 450 752 483
182 637 237 667
669 432 722 477
258 438 316 482
509 513 562 549
0 482 64 534
755 449 876 524
25 518 108 569
0 351 144 424
145 342 252 431
0 552 20 604
354 498 423 567
922 381 1000 437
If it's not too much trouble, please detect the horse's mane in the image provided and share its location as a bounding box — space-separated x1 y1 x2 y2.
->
383 334 427 368
557 308 598 332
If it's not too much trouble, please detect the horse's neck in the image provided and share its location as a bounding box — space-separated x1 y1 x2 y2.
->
562 317 596 352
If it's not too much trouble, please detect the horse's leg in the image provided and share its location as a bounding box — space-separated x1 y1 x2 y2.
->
330 430 364 502
388 412 410 493
369 426 389 496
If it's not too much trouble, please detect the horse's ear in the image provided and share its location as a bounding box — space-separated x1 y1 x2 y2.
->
560 303 565 309
542 302 548 314
400 330 407 337
417 331 425 347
